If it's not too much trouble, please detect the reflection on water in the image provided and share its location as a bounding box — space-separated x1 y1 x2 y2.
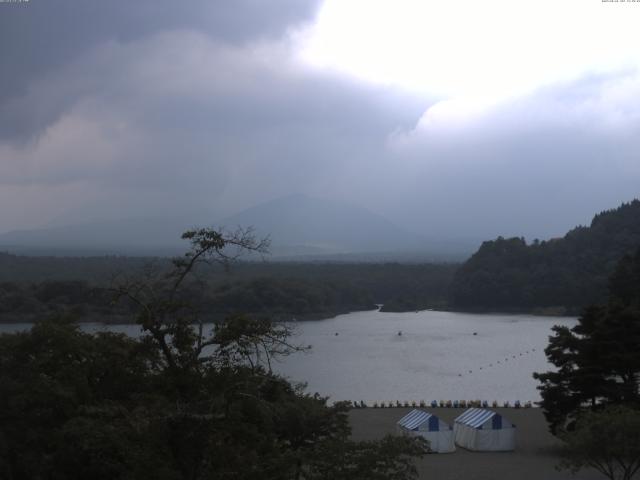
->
0 310 575 403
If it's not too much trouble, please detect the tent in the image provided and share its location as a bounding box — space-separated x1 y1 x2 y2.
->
453 408 515 451
397 409 455 453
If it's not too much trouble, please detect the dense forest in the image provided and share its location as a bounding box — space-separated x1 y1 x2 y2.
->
451 200 640 314
4 199 640 321
0 255 457 323
0 228 427 479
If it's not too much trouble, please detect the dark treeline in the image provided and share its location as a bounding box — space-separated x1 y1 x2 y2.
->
0 228 427 480
4 199 640 319
0 252 153 283
0 256 458 322
451 200 640 314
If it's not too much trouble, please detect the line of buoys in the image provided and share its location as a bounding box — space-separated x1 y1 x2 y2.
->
457 347 539 377
361 399 535 409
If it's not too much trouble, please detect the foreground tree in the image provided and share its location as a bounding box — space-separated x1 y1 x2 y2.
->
534 247 640 433
558 406 640 480
0 227 427 480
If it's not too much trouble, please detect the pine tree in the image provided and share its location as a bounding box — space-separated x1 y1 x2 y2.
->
534 247 640 433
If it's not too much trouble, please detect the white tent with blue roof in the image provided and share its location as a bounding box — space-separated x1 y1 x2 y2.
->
453 408 515 451
397 409 455 453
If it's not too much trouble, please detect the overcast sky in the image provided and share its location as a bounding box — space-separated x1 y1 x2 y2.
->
1 0 639 240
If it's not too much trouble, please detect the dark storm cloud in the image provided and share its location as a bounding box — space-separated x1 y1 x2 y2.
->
0 1 639 242
376 70 640 239
0 27 427 227
0 0 321 140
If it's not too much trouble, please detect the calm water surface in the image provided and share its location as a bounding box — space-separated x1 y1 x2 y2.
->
1 309 575 403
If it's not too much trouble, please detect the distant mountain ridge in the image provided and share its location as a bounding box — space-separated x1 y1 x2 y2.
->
0 194 443 258
219 193 427 255
451 199 640 313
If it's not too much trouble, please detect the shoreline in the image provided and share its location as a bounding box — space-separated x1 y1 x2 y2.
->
0 305 577 325
349 407 601 480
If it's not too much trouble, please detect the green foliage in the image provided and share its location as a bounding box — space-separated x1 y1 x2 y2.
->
534 247 640 434
0 318 169 479
558 406 640 480
305 435 428 480
0 260 457 323
0 228 426 480
452 199 640 312
207 277 377 319
0 252 154 283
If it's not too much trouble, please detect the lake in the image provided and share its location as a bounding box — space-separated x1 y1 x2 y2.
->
0 309 574 404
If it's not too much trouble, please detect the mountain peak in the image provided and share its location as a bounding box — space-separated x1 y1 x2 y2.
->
221 195 424 255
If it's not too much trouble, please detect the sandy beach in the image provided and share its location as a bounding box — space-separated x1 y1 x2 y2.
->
349 407 603 480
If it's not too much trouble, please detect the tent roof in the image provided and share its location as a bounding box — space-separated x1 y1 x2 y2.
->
398 409 436 430
455 408 498 429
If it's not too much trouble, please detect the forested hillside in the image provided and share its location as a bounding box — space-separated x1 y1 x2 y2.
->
0 256 457 322
451 200 640 313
